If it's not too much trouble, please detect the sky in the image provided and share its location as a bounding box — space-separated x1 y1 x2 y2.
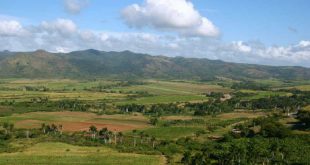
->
0 0 310 67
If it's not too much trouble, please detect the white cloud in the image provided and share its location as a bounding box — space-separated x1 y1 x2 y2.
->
64 0 89 14
298 40 310 48
0 20 27 36
232 41 252 53
0 18 309 67
121 0 219 37
41 19 77 35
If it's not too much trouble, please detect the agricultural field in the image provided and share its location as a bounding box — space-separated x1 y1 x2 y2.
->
0 112 150 132
0 79 225 104
0 78 309 165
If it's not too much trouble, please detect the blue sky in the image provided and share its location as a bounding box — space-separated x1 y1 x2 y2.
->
0 0 310 67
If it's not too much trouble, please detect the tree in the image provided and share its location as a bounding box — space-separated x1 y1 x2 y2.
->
181 151 192 165
150 117 158 126
41 123 46 134
297 109 310 128
99 127 109 143
58 124 63 135
51 124 58 134
260 119 290 138
151 136 156 148
118 132 123 144
139 131 145 144
2 122 14 135
89 125 97 139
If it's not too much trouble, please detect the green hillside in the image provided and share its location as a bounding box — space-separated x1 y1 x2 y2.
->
0 49 309 80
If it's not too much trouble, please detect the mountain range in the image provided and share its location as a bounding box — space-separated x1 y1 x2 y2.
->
0 49 309 80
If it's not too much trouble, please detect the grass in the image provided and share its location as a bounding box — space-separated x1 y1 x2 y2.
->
285 85 310 91
118 94 208 105
239 90 291 99
0 142 165 165
115 80 231 95
0 90 128 102
0 79 230 104
0 79 117 91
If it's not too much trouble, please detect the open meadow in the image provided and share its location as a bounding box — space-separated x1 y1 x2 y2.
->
0 142 165 165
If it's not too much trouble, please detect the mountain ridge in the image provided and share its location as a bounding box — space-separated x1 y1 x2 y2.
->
0 49 309 80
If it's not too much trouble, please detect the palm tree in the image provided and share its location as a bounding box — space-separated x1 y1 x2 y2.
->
3 122 9 134
113 130 117 145
151 136 156 148
118 132 124 144
51 124 58 134
89 125 97 139
108 131 113 143
25 130 30 139
3 122 14 135
99 128 109 143
58 124 63 135
139 131 145 144
41 123 46 134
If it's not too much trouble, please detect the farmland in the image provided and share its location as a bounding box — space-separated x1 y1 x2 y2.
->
0 78 309 164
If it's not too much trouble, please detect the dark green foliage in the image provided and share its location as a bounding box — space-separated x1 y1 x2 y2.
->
117 104 146 113
185 136 310 165
236 91 310 110
186 101 233 116
297 109 310 128
260 119 291 138
149 117 159 126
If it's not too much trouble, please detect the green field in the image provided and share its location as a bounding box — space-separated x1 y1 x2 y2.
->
0 78 309 164
136 127 204 140
0 142 165 165
0 79 226 104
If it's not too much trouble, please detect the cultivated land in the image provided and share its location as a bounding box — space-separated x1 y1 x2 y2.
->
0 78 309 164
0 112 150 132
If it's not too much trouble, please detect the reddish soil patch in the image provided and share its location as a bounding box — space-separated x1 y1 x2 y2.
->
57 121 144 132
15 120 42 128
218 112 265 119
15 120 146 132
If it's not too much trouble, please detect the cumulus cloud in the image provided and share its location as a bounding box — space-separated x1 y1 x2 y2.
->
0 18 309 67
298 40 310 47
41 19 77 34
232 41 252 53
64 0 89 14
121 0 219 37
0 20 27 36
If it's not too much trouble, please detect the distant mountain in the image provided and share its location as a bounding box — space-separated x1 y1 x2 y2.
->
0 49 309 80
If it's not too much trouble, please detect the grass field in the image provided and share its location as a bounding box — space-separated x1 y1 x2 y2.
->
284 85 310 91
239 89 291 99
0 79 230 104
139 126 204 140
0 79 116 91
0 142 165 165
118 94 208 105
0 90 128 102
0 111 150 132
115 80 231 95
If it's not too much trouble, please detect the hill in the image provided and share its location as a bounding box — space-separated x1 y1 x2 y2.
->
0 49 309 80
